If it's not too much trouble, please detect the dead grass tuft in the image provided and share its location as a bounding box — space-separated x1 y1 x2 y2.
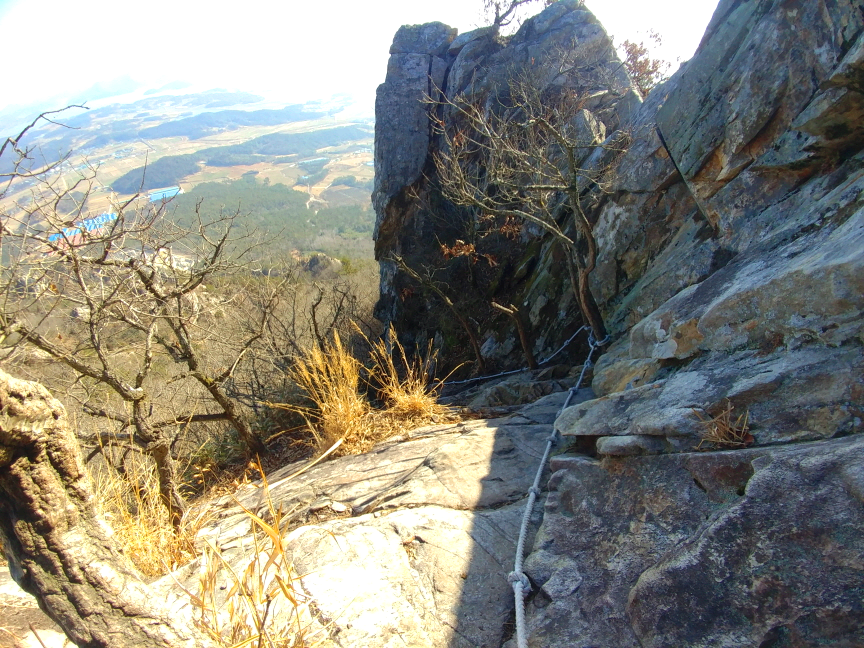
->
92 454 319 645
91 458 208 577
184 465 321 647
367 326 451 421
271 326 456 457
694 400 754 450
277 331 375 455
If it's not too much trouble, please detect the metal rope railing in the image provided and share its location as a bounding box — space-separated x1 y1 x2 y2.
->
444 326 589 386
508 328 608 648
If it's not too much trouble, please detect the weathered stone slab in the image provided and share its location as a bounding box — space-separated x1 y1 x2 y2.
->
629 436 864 648
518 388 593 425
626 201 864 363
656 0 864 202
521 436 864 648
595 435 664 456
203 418 554 551
559 345 864 449
288 503 528 648
185 406 558 647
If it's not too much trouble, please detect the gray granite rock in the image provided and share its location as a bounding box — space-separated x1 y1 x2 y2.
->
624 193 864 364
373 23 454 256
595 435 665 456
447 27 495 56
389 22 456 56
521 436 864 648
372 0 635 368
559 345 864 449
182 409 558 648
656 0 863 199
629 436 864 648
287 503 525 648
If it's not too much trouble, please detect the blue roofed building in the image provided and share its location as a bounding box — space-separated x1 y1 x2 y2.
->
148 186 183 203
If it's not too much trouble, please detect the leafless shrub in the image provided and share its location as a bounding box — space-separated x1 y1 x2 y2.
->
427 40 634 342
484 0 554 33
0 111 292 525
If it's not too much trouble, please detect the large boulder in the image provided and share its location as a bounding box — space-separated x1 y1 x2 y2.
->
520 436 864 648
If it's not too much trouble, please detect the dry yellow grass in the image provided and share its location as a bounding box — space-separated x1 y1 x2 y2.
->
694 400 754 450
277 331 376 455
272 326 455 457
91 454 316 645
186 468 317 648
76 322 453 644
90 458 208 577
367 326 451 422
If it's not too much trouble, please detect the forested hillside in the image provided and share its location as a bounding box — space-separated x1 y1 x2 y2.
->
110 154 201 193
166 176 374 258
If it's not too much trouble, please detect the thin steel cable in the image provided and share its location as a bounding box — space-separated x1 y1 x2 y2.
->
445 326 588 386
508 329 607 648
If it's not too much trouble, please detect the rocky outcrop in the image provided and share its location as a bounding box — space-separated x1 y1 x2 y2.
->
374 0 864 645
576 0 864 456
523 435 864 648
163 391 589 648
513 0 864 644
559 344 864 453
373 21 455 255
373 0 636 367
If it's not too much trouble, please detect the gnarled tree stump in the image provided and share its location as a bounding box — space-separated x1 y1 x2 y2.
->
0 369 214 648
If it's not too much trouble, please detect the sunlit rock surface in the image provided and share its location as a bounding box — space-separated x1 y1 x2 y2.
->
159 0 864 646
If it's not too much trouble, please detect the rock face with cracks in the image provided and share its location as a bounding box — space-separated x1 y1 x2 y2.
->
523 436 864 648
373 0 864 646
372 0 638 367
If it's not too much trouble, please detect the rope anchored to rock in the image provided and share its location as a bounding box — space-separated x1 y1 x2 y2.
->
508 328 607 648
445 325 589 386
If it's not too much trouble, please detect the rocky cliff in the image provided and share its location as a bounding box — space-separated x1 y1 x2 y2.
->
373 0 641 369
3 3 863 647
368 0 864 645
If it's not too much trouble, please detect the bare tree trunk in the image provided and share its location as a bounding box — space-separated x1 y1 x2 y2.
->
492 302 537 369
194 373 267 457
0 370 215 648
130 402 188 529
565 253 607 342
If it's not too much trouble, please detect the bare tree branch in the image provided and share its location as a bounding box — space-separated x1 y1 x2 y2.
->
425 47 632 341
391 254 486 372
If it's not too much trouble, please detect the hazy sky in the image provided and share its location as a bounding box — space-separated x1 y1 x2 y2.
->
0 0 718 116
